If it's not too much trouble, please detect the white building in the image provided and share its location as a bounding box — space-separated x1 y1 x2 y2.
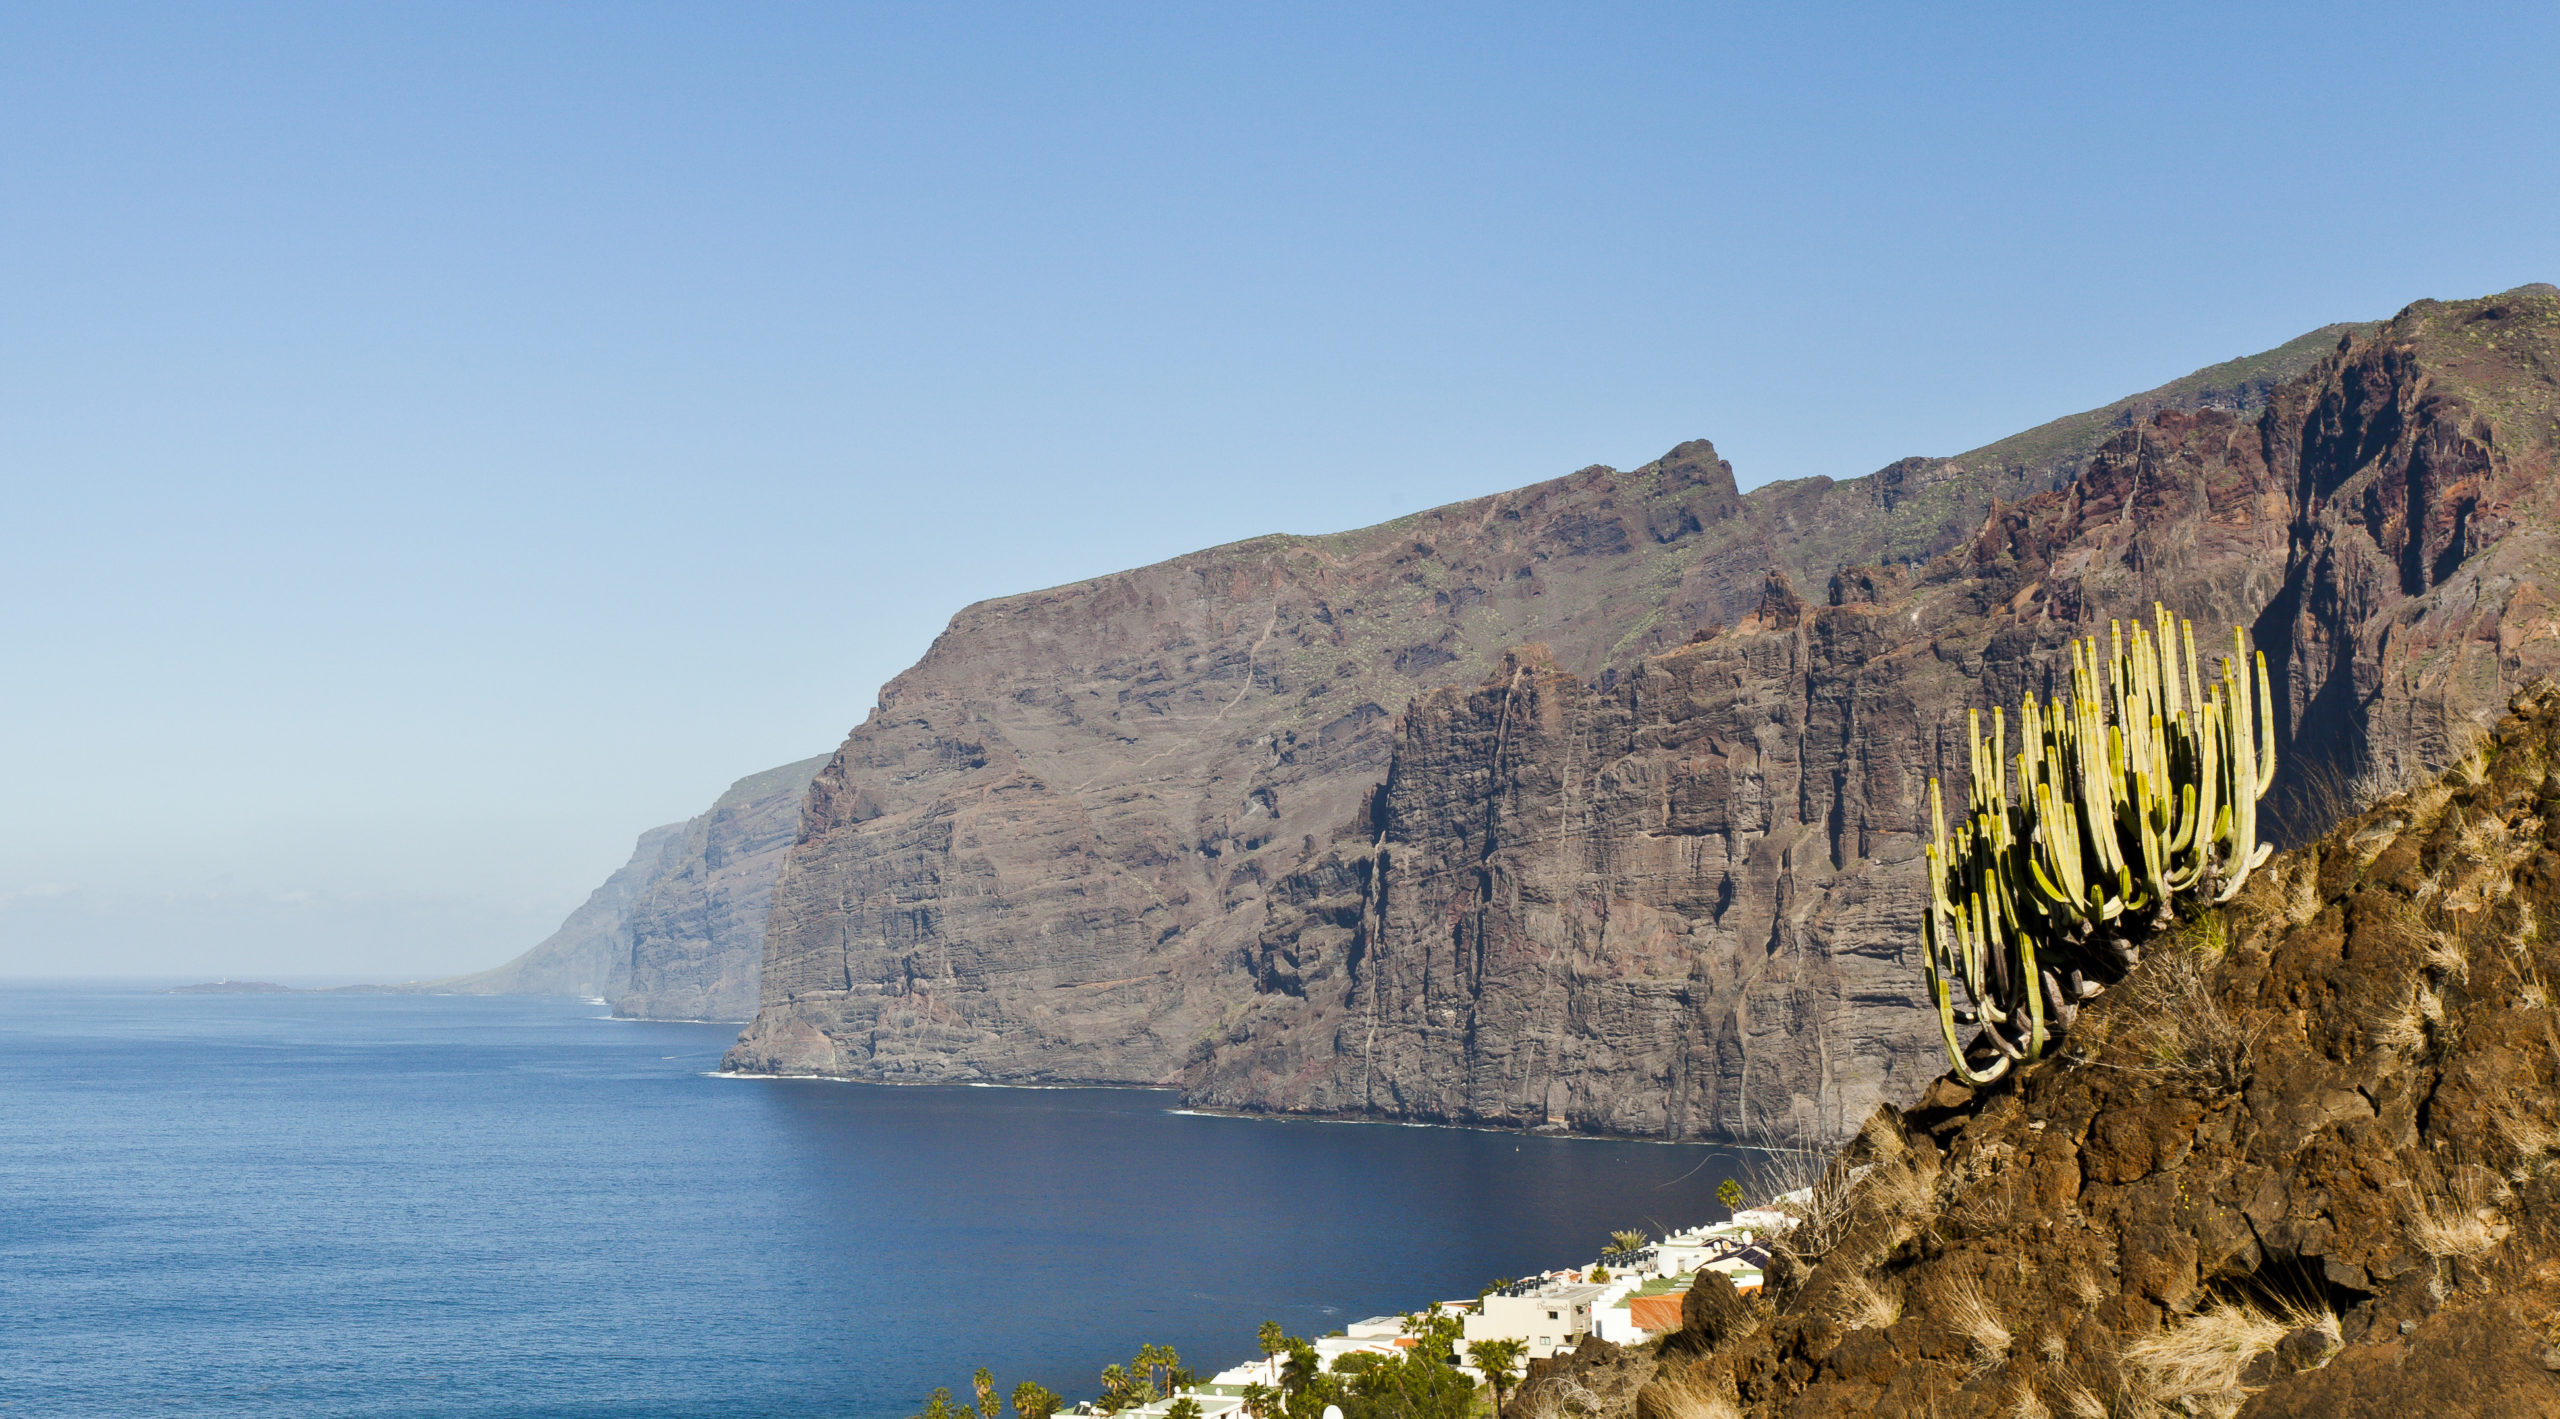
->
1462 1280 1607 1359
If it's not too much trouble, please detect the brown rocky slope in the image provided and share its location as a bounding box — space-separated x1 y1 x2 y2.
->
1513 680 2560 1419
722 319 2371 1087
1180 286 2560 1141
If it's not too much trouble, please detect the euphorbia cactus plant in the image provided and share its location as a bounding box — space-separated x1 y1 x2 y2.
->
1922 605 2275 1083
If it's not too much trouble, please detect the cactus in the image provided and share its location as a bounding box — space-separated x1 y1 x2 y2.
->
1921 606 2275 1083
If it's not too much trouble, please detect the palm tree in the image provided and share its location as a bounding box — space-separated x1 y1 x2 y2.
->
1279 1340 1320 1399
1012 1382 1062 1419
1134 1343 1182 1402
1240 1382 1276 1419
1258 1320 1286 1361
1607 1228 1650 1255
973 1368 1000 1419
1470 1339 1526 1416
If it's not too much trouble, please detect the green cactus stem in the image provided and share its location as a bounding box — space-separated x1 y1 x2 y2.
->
1922 606 2276 1081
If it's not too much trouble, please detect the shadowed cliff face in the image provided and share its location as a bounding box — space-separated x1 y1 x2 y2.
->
1181 288 2560 1140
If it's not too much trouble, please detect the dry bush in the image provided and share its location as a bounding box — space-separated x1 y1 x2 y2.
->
1517 1377 1610 1419
2121 1303 2338 1419
1743 1136 1855 1266
1935 1275 2012 1373
1638 1364 1738 1419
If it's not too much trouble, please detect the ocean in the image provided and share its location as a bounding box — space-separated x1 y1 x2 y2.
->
0 984 1754 1418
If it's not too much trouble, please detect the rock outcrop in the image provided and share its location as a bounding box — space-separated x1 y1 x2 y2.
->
1608 680 2560 1419
612 755 831 1021
724 316 2372 1089
1181 287 2560 1139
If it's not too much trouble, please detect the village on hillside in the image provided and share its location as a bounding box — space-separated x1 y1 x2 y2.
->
1060 1195 1808 1419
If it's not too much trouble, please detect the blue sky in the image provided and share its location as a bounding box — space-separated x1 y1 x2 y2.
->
5 3 2555 977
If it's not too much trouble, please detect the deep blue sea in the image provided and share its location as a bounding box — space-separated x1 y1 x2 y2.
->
0 984 1752 1418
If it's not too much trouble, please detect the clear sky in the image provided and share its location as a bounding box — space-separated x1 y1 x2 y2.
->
4 3 2555 979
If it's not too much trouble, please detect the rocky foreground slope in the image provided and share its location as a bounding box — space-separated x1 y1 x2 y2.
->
1506 681 2560 1418
726 290 2556 1123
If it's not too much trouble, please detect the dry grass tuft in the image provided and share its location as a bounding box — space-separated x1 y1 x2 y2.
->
2455 809 2511 858
1830 1273 1902 1332
2494 1108 2560 1181
1870 1158 1934 1225
2008 1384 2053 1419
1937 1275 2012 1373
2285 861 2326 926
2066 1267 2108 1308
2369 983 2442 1055
2406 1193 2500 1259
1854 1107 1908 1164
2454 740 2492 787
2054 1381 2109 1419
1638 1363 1739 1419
2415 921 2469 983
2121 1303 2337 1419
2111 940 2255 1095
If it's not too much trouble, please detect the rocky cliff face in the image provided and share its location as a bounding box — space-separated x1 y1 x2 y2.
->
612 755 831 1021
723 320 2364 1088
726 443 1781 1082
1547 679 2560 1419
1181 287 2560 1140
